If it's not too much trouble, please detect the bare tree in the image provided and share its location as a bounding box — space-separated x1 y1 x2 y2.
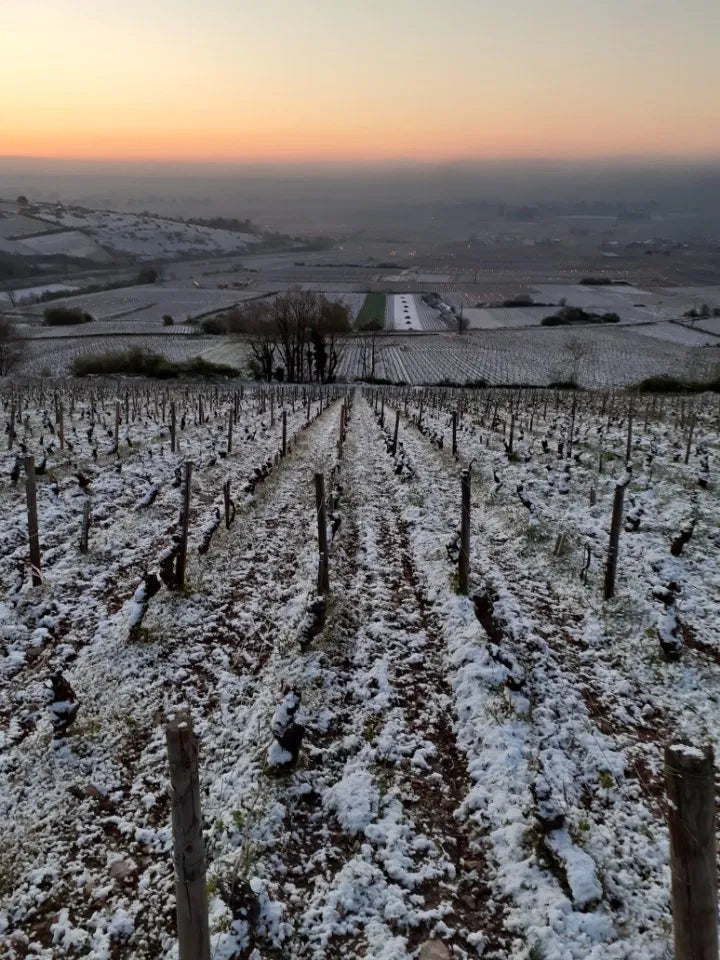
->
0 317 26 376
224 302 278 381
560 336 592 385
357 328 384 380
226 290 350 383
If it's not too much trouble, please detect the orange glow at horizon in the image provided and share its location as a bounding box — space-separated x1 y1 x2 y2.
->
2 0 719 165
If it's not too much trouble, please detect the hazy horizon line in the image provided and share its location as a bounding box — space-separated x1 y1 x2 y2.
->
2 153 719 177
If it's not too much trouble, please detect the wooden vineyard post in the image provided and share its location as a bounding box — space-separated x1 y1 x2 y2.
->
459 468 471 595
452 411 457 457
176 462 192 590
664 743 718 960
8 401 15 450
79 499 91 554
314 472 330 594
625 403 633 464
223 480 235 529
567 393 577 460
165 713 211 960
58 402 64 451
227 412 233 455
603 478 628 600
170 402 177 453
685 412 696 466
282 410 287 457
392 409 400 457
24 456 42 586
114 401 120 449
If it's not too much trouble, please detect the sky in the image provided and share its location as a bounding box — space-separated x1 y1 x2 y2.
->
1 0 719 164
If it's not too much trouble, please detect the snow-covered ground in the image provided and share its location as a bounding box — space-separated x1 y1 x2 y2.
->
51 210 261 261
632 321 718 347
390 294 422 331
0 384 718 958
463 307 551 330
12 319 720 386
16 335 216 377
19 286 262 327
0 284 80 306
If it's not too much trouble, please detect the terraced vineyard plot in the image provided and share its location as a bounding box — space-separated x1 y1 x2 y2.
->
1 382 719 959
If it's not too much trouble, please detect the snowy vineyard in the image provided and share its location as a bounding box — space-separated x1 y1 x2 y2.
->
0 380 719 959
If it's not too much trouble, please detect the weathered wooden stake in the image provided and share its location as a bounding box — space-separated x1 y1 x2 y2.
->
24 456 42 585
223 479 235 529
685 412 696 466
58 402 64 451
665 742 718 960
166 713 211 960
79 499 91 554
451 410 457 457
176 462 192 590
459 468 471 594
392 409 400 457
315 472 329 594
282 410 287 457
8 402 15 450
603 481 627 600
567 393 577 460
114 401 120 449
227 413 233 455
170 402 177 453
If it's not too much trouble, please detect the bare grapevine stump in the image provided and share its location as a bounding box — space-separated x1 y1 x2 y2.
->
266 688 305 770
24 456 42 586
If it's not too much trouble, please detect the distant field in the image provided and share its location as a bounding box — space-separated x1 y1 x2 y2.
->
463 306 551 329
17 334 215 377
198 326 719 388
356 292 387 328
20 285 259 327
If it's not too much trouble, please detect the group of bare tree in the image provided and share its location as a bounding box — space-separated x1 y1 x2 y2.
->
224 288 352 383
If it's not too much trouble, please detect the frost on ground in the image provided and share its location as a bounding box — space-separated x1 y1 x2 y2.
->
0 380 718 958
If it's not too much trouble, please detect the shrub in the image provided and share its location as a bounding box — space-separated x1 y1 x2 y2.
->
162 314 174 326
136 267 158 284
548 380 581 390
200 317 225 335
43 306 93 326
542 308 620 326
635 374 720 394
502 295 534 307
70 347 240 380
